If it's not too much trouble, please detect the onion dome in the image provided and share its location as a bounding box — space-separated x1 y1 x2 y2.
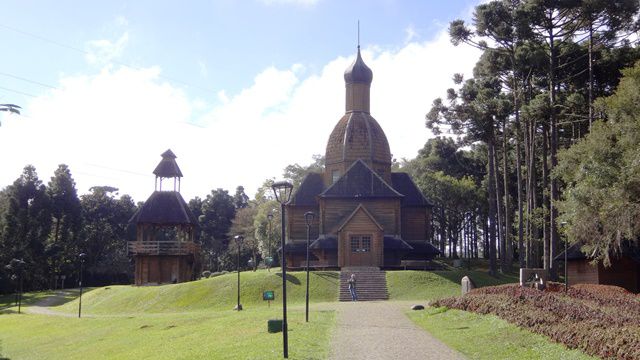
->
344 47 373 84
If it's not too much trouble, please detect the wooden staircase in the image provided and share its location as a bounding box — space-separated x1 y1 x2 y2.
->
339 267 389 301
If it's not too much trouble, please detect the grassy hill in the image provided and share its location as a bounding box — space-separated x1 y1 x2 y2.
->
54 270 340 315
2 267 562 360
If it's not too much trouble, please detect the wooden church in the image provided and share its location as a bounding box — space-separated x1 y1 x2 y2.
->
128 150 200 285
283 46 439 269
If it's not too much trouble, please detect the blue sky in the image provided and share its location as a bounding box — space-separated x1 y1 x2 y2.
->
0 0 481 201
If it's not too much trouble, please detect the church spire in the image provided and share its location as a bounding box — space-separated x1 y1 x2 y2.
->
344 31 372 113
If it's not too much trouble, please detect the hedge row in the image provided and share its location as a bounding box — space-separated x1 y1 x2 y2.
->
432 284 640 360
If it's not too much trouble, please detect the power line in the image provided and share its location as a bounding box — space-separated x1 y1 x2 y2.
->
0 23 216 96
0 71 59 90
0 86 38 98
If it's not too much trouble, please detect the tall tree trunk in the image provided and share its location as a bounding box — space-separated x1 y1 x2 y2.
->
487 138 498 276
588 20 594 129
513 78 524 269
493 145 504 269
439 206 446 256
502 120 513 272
542 122 550 272
549 26 560 281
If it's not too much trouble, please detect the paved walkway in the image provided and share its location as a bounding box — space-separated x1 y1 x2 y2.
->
328 301 465 360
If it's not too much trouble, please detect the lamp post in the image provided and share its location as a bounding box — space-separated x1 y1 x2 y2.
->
304 211 315 323
267 212 274 271
5 258 25 314
272 181 293 359
78 253 86 318
234 235 244 311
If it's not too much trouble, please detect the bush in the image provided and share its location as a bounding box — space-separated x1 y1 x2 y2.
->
432 284 640 360
201 271 211 279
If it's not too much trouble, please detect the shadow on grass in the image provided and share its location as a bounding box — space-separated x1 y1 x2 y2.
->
274 273 301 285
0 288 98 310
314 272 339 285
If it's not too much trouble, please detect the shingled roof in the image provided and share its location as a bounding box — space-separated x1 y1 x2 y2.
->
290 172 323 206
555 241 640 263
153 149 183 178
320 160 403 199
130 191 197 225
391 173 433 207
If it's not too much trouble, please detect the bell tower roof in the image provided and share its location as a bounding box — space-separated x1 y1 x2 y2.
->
153 149 183 178
344 47 373 84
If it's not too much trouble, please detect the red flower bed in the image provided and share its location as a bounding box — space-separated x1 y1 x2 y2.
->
432 284 640 360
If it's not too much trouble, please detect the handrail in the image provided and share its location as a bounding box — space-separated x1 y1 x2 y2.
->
128 241 200 256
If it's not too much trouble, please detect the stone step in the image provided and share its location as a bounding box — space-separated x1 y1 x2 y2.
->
339 269 388 301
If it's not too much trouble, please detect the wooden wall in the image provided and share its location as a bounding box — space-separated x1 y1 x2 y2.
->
401 207 428 240
598 256 639 293
568 259 599 286
320 198 400 235
134 255 194 285
337 209 383 267
286 205 320 241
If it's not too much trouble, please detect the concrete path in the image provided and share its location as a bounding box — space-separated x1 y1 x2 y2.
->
328 301 465 360
27 290 78 316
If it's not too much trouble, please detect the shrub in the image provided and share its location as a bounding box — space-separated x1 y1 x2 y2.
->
432 284 640 360
202 271 211 279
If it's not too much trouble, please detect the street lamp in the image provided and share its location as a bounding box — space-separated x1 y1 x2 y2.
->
78 253 86 318
267 212 274 272
272 180 293 359
5 258 25 314
304 211 315 323
234 235 244 311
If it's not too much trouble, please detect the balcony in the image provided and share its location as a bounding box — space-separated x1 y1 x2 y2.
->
128 241 200 256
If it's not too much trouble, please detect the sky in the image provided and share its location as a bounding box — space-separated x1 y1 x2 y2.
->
0 0 482 203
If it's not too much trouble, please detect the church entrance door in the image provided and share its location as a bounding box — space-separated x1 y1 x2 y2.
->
349 235 373 266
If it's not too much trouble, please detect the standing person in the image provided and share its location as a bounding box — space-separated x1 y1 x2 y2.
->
348 273 358 301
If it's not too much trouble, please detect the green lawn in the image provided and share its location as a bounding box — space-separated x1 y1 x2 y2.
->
407 307 596 360
0 270 338 360
0 307 334 360
0 268 594 360
387 269 518 301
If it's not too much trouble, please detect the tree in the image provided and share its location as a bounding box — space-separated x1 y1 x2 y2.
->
0 165 52 289
229 206 259 270
0 104 21 126
427 75 511 276
283 154 324 188
556 61 640 265
79 186 136 284
198 189 236 270
233 186 250 209
46 164 82 283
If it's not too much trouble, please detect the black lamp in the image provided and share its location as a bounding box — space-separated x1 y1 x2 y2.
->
271 180 293 359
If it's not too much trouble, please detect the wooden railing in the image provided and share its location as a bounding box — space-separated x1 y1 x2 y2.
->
128 241 199 256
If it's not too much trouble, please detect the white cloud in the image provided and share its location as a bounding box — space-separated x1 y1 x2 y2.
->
0 27 479 203
404 24 419 44
85 32 129 65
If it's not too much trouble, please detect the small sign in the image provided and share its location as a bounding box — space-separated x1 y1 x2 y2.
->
263 290 275 301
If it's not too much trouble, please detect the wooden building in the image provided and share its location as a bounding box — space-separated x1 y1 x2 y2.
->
128 150 200 285
283 47 439 269
555 242 640 293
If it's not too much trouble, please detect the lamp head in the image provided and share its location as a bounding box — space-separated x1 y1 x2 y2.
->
79 253 86 262
234 235 244 244
271 181 294 204
304 211 315 226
